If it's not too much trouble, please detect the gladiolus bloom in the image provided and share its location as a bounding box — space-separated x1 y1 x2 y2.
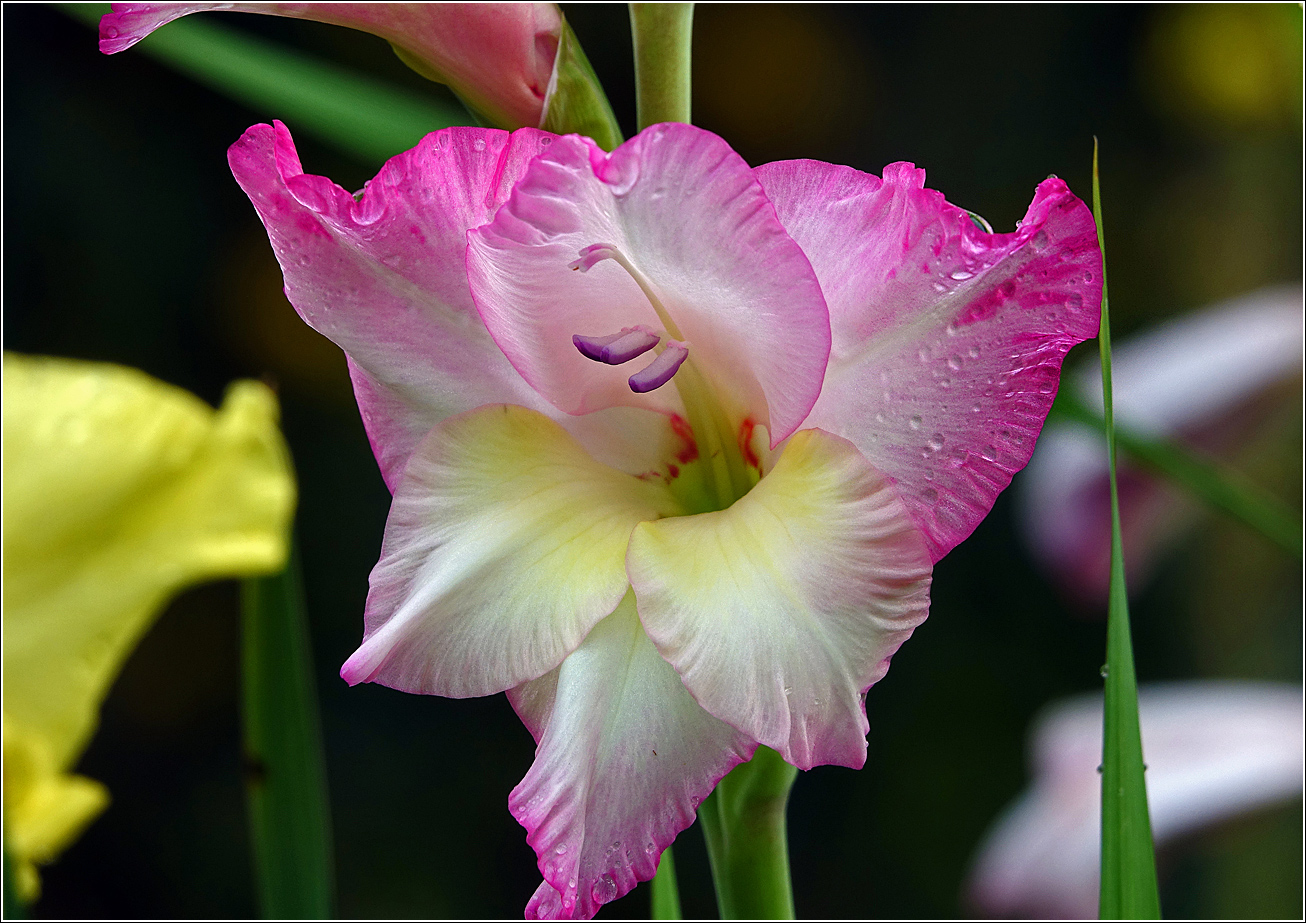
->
2 355 295 901
229 118 1100 918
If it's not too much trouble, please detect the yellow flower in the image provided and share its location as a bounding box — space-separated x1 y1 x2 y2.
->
2 354 296 901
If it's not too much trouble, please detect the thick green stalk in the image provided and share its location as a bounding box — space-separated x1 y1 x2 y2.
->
241 541 335 918
699 746 798 919
1093 140 1161 920
650 844 683 919
629 3 695 129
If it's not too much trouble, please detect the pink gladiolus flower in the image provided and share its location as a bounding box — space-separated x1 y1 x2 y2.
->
966 681 1304 919
228 119 1101 918
100 3 562 129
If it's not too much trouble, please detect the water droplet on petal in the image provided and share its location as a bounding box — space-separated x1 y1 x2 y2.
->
908 415 923 430
928 434 945 452
931 281 947 292
947 355 962 371
920 488 939 504
592 875 618 905
1031 230 1050 250
1066 293 1083 309
950 269 974 281
1100 664 1109 678
472 137 486 152
556 845 567 855
981 445 998 461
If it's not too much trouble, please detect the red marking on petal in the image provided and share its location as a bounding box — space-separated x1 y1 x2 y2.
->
669 414 699 464
954 279 1016 327
667 463 680 479
738 417 761 470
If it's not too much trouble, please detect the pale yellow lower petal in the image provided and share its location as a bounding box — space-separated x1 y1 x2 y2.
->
2 353 296 888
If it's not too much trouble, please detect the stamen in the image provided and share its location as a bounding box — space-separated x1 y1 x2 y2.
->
629 341 689 393
572 326 661 365
567 243 684 341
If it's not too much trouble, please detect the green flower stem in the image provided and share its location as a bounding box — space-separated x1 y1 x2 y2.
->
650 844 683 919
2 844 27 919
241 540 336 918
629 3 695 130
699 746 798 919
1092 140 1161 920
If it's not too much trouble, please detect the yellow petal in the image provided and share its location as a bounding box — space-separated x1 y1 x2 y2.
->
2 353 296 891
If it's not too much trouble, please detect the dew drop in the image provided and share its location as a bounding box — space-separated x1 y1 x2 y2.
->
946 355 963 371
968 346 980 359
908 415 923 430
928 434 945 452
472 137 486 152
540 136 553 146
920 488 939 504
1096 764 1104 774
971 404 981 413
592 875 618 905
783 684 794 696
1031 230 1050 250
931 281 947 292
1100 664 1109 678
556 845 567 855
981 445 998 461
105 25 120 38
949 269 974 281
568 877 578 890
945 322 958 336
874 412 886 424
1066 293 1083 309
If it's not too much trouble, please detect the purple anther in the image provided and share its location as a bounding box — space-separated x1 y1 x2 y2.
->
568 243 619 273
628 341 689 393
573 325 661 364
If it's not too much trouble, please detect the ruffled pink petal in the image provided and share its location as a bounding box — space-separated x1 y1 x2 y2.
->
467 122 830 446
340 405 682 698
228 120 558 489
627 429 933 770
508 596 755 920
755 159 1101 562
102 3 560 129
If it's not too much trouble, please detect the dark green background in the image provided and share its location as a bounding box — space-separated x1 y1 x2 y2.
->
4 3 1301 918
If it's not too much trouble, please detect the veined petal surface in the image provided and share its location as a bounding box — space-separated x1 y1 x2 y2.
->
508 595 755 920
756 160 1101 561
467 122 830 445
229 120 557 489
628 429 932 770
341 405 683 697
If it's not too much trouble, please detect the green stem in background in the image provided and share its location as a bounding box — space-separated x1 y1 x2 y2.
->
699 746 798 919
650 844 683 919
542 19 624 151
1092 140 1161 921
61 3 467 165
1049 391 1302 558
3 844 27 920
629 3 695 130
241 539 335 919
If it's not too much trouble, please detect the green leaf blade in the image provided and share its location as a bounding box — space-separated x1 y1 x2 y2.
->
63 3 469 165
241 541 335 919
1093 140 1161 921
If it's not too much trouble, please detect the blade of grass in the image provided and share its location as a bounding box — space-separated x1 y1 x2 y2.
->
1049 390 1302 557
241 539 335 918
650 844 683 919
61 3 468 164
1093 139 1161 920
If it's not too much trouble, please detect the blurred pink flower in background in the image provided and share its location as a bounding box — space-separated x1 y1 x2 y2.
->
1018 285 1303 602
966 681 1303 919
100 2 563 129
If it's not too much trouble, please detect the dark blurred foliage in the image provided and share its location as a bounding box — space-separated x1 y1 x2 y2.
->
3 2 1301 919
